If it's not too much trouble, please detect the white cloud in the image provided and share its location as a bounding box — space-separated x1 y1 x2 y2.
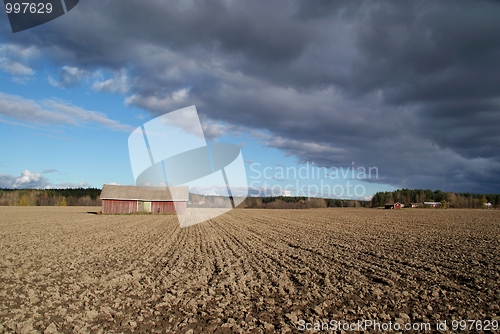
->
0 170 92 189
172 88 189 101
0 117 42 129
48 66 94 88
0 44 39 78
48 76 60 87
52 181 90 189
0 44 40 59
91 69 129 93
201 121 236 140
42 99 133 132
12 76 34 85
0 93 75 125
49 66 131 93
0 170 51 189
13 170 47 188
0 92 132 132
0 60 34 76
125 87 191 112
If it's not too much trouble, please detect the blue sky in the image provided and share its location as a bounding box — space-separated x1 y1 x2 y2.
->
0 65 134 187
1 0 499 197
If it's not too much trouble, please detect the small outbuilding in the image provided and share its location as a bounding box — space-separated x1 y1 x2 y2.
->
484 202 492 208
100 185 189 214
424 201 441 208
409 203 423 208
385 202 402 209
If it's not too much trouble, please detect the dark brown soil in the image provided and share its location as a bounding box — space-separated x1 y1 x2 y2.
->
0 207 499 333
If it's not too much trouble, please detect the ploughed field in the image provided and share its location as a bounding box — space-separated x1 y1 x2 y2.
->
0 207 499 333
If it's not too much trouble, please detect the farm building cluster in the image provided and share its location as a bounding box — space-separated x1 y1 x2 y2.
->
385 201 493 209
385 202 443 209
100 185 189 214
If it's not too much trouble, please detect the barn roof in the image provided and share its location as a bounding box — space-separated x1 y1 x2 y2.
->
100 185 189 202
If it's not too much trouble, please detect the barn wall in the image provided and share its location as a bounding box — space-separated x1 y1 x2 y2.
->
151 201 187 214
102 200 138 214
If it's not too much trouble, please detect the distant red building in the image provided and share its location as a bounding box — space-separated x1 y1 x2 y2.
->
100 185 188 214
385 202 402 209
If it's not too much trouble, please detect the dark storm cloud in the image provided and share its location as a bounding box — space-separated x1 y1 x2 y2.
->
2 0 499 193
350 1 500 101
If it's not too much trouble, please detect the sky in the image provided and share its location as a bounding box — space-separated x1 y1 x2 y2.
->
0 0 499 199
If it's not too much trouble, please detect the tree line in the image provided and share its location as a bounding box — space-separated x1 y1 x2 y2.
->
239 196 370 209
371 189 499 208
0 188 102 206
190 193 372 209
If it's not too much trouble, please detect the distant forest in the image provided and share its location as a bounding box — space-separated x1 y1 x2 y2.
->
189 193 371 209
1 188 498 208
237 196 370 209
0 188 101 206
371 189 499 208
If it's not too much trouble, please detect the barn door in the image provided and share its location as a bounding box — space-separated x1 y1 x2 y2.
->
137 201 152 213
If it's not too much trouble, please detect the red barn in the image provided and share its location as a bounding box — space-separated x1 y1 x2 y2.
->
385 202 402 209
100 185 188 214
